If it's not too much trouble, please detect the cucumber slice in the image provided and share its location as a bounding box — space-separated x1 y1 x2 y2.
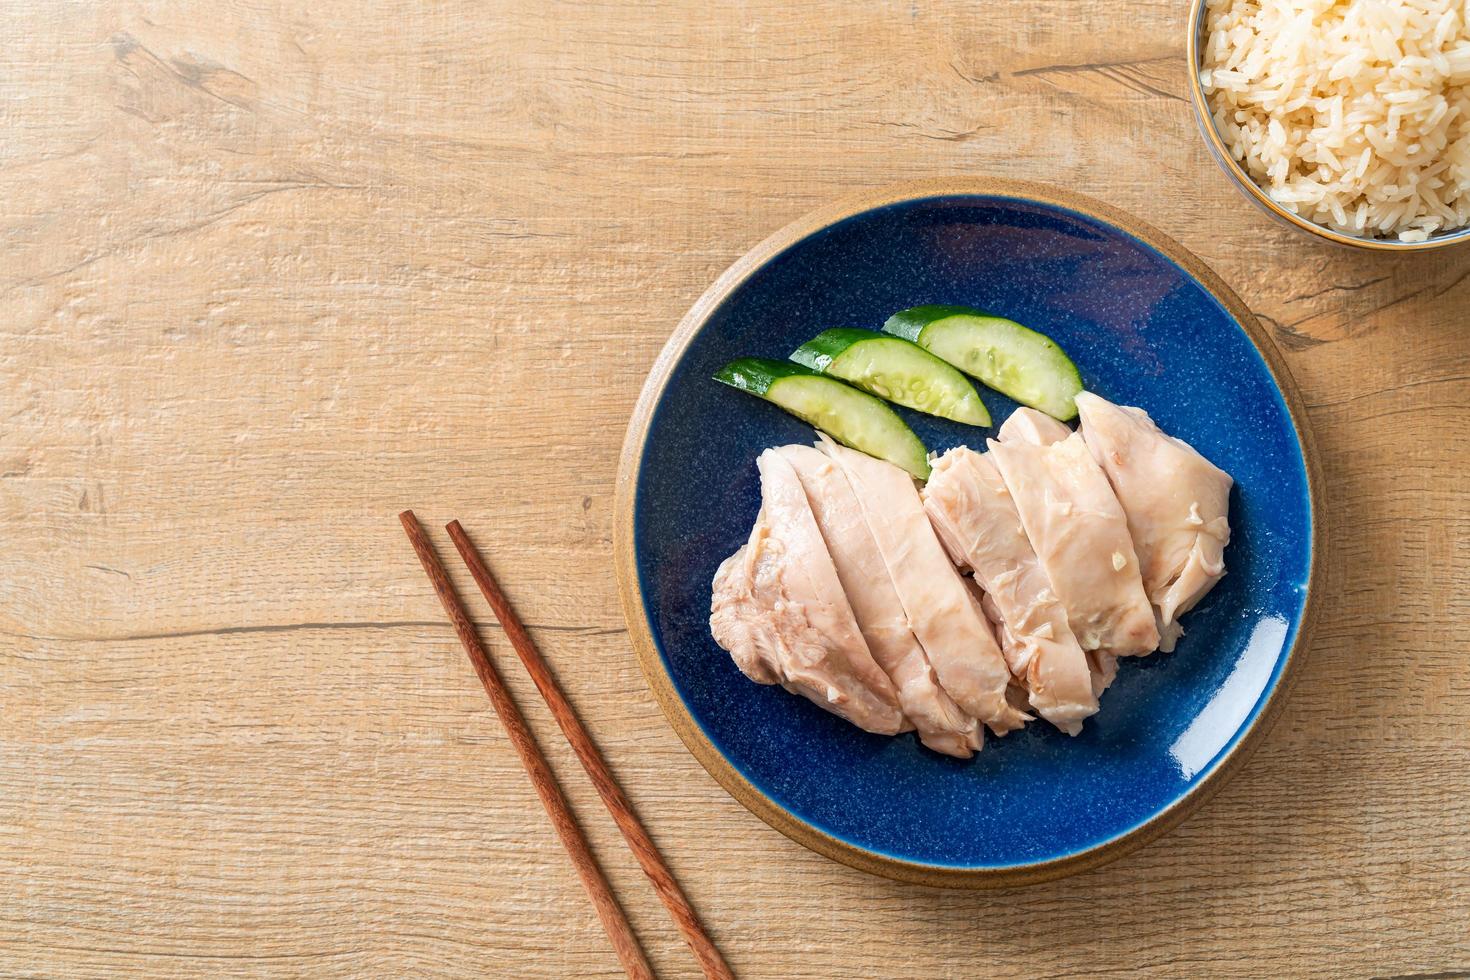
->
789 329 991 427
713 357 931 479
884 305 1084 421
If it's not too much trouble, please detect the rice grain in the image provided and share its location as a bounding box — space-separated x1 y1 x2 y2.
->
1202 0 1470 242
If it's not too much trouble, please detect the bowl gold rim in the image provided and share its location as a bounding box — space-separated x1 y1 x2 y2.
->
1186 0 1470 252
612 176 1324 888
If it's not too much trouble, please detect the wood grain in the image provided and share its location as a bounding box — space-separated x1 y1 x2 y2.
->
1 0 1466 977
446 520 730 978
399 511 653 980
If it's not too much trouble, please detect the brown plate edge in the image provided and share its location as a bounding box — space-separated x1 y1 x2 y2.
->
611 176 1325 889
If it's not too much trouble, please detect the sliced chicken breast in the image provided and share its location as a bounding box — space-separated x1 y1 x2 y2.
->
996 407 1121 694
817 435 1029 735
1075 392 1233 652
924 446 1098 734
966 577 1039 720
709 449 905 735
997 406 1072 446
988 431 1159 657
1087 650 1119 699
780 445 983 757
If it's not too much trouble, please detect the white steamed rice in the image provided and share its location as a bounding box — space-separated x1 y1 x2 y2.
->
1201 0 1470 242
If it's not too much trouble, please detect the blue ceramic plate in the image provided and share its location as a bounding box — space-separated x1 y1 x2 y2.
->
614 179 1320 887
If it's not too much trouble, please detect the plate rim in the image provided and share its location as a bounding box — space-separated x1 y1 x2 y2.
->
613 176 1324 888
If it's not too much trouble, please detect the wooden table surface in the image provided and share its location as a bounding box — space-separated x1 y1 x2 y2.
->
4 1 1467 977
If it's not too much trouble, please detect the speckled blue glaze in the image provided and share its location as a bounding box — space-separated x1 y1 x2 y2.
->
631 195 1313 870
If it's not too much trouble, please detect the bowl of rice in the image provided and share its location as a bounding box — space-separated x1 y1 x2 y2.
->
1189 0 1470 249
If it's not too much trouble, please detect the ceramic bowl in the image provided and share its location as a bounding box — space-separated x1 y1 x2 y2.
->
614 178 1321 886
1187 0 1470 251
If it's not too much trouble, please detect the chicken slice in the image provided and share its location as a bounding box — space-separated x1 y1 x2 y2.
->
1087 651 1119 699
996 408 1120 695
988 431 1159 657
924 447 1099 734
780 445 983 757
817 436 1029 735
966 578 1037 720
709 449 905 735
997 406 1072 446
1075 392 1233 652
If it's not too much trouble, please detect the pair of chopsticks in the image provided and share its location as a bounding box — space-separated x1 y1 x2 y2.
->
400 512 732 980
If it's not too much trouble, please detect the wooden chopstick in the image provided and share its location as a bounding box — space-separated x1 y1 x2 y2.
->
398 511 654 980
445 519 734 980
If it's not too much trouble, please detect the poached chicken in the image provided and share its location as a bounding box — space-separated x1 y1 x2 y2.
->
923 446 1098 735
780 445 983 757
709 397 1230 753
1075 392 1233 652
988 430 1159 657
710 448 905 735
818 436 1028 735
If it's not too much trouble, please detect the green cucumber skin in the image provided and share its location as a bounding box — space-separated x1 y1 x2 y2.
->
771 375 930 480
713 356 931 480
788 328 876 372
882 305 1083 421
790 329 991 427
882 305 980 342
712 357 817 396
